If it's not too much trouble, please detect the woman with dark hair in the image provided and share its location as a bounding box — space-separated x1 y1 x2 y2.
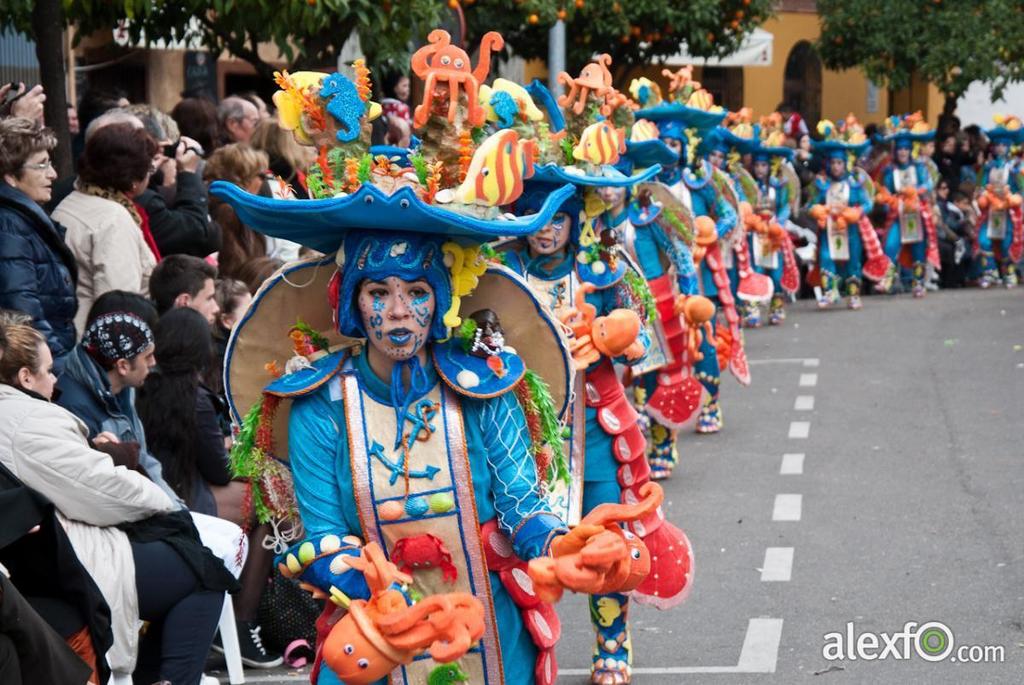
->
52 122 161 334
204 143 274 279
136 307 282 668
171 97 221 157
0 320 233 684
0 117 78 366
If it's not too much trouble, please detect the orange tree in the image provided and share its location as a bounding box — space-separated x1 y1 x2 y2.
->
461 0 775 76
817 0 1024 122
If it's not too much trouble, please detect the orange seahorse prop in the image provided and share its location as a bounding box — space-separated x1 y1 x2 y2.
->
321 542 485 684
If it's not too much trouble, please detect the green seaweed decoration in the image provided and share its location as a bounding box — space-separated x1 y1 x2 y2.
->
293 318 330 352
560 136 576 166
624 270 658 324
306 165 327 199
456 318 478 353
409 152 430 186
356 154 373 183
663 205 694 244
522 369 570 487
229 395 298 529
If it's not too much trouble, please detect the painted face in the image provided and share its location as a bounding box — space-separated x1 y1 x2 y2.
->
526 211 572 256
707 149 725 169
994 142 1008 158
597 185 627 211
357 277 435 361
828 157 847 180
663 137 683 157
895 147 911 164
752 160 770 180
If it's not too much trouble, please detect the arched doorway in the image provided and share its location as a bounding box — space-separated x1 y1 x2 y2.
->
783 41 822 125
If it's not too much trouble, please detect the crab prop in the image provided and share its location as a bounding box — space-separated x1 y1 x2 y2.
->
322 542 484 684
558 282 644 369
557 54 614 116
390 534 458 584
528 482 677 602
412 29 505 128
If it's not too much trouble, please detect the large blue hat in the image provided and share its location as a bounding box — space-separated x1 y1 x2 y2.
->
697 126 754 158
810 139 869 160
985 125 1024 146
622 138 680 169
210 181 575 254
634 102 727 131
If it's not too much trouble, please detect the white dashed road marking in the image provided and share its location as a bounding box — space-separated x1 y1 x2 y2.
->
561 618 784 675
780 453 805 475
794 395 815 411
799 373 818 387
788 421 810 439
761 547 795 582
773 494 803 521
803 358 820 367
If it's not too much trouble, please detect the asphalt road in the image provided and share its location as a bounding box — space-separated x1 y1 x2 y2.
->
215 288 1024 684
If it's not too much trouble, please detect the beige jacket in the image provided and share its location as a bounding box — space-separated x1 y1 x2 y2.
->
0 384 176 673
52 190 157 335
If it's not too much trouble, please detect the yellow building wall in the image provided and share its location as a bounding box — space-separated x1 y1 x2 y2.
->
744 11 888 125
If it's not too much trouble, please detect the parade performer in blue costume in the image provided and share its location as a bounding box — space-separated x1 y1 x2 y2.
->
807 117 891 310
738 114 802 325
974 115 1024 288
876 112 939 298
498 57 693 684
703 110 777 327
634 69 748 437
212 35 662 685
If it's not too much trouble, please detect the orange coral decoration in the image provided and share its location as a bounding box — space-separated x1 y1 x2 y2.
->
316 145 335 187
275 69 326 133
353 58 372 102
411 29 505 128
344 157 360 192
557 54 614 115
457 129 473 183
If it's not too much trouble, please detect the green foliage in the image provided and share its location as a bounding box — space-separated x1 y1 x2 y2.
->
409 152 430 185
0 0 445 80
356 154 372 183
456 318 478 352
463 0 776 74
522 369 569 486
623 270 657 324
293 318 331 351
817 0 1024 103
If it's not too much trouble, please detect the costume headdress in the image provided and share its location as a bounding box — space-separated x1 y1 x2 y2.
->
985 114 1024 146
811 114 870 161
216 33 576 553
877 111 936 149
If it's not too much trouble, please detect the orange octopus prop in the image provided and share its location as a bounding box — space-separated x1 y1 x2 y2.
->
557 54 614 115
322 542 485 684
690 215 718 265
977 184 1023 212
808 203 863 232
661 66 700 95
411 29 505 128
673 295 716 362
528 482 668 602
558 282 644 369
875 185 925 214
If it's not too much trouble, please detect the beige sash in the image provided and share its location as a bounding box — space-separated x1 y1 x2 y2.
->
341 372 504 684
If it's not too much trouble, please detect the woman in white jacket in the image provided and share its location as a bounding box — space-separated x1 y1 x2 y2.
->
0 321 226 684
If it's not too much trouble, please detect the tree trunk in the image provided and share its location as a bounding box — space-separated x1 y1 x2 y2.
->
31 0 72 178
936 91 959 137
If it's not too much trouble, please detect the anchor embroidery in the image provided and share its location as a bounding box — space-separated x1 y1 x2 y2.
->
372 399 441 486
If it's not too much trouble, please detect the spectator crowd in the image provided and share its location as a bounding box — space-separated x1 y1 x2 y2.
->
0 77 1016 685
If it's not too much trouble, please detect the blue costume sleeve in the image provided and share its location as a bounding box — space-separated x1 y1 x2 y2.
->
710 187 738 238
476 391 567 560
285 386 371 601
775 184 791 225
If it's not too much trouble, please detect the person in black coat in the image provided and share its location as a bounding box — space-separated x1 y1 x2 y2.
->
0 118 78 365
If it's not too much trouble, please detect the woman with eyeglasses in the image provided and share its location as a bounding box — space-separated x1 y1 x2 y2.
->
52 122 163 335
0 117 79 369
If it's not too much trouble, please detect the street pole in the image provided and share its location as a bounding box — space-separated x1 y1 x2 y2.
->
548 20 565 95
